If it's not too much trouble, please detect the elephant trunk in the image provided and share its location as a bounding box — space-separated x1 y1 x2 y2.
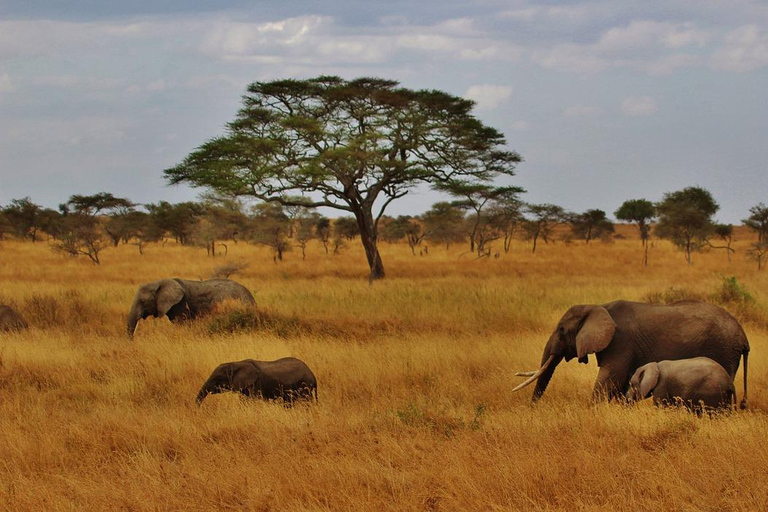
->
513 332 564 402
531 340 564 402
195 387 210 405
196 379 219 405
126 300 141 339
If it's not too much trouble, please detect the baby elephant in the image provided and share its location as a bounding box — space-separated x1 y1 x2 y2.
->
628 357 736 412
196 357 317 405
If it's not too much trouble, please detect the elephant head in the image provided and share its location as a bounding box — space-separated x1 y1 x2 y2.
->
626 362 660 402
196 361 258 404
513 304 616 401
126 279 185 338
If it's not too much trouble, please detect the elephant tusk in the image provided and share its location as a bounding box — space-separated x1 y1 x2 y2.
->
515 371 537 377
512 355 555 393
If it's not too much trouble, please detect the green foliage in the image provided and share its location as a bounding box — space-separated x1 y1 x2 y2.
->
655 187 719 264
2 197 45 241
744 203 768 243
615 198 655 242
422 202 466 249
164 75 521 280
714 276 753 306
570 209 615 244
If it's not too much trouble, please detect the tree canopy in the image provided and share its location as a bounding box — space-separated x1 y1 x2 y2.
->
164 76 521 280
655 187 719 264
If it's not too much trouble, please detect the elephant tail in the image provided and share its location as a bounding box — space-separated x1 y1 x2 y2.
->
740 350 749 410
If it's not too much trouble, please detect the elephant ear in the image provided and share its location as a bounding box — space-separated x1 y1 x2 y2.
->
156 280 184 317
638 363 660 399
575 306 616 359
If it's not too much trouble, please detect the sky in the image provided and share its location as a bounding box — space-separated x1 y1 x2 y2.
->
1 1 766 223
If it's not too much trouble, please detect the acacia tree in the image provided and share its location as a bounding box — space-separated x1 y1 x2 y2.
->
744 203 768 243
615 199 655 266
569 209 614 244
439 182 524 255
164 76 521 280
422 202 466 250
523 203 566 254
655 187 719 265
2 197 44 241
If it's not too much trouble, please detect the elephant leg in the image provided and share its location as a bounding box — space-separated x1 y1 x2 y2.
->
592 366 630 403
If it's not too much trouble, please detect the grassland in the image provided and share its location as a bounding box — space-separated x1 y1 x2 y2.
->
0 228 767 511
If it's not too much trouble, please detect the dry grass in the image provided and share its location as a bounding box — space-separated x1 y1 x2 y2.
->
1 228 767 511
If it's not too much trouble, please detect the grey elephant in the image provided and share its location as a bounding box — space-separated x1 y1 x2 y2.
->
627 357 736 412
513 300 749 407
0 305 28 332
196 357 317 405
127 278 255 337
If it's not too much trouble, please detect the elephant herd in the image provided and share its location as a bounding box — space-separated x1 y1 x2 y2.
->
1 278 752 412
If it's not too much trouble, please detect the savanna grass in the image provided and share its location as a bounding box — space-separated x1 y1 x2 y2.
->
0 227 767 510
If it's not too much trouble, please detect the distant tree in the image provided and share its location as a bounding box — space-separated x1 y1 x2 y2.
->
380 216 425 255
295 211 320 259
2 197 44 241
315 216 331 254
0 212 12 240
249 203 292 261
193 194 248 256
615 199 656 266
439 182 524 255
747 242 768 270
488 193 524 254
655 187 719 264
422 202 466 250
53 193 130 265
334 217 360 240
707 223 735 263
570 209 614 244
744 203 768 243
146 201 204 245
38 208 64 240
61 192 133 217
523 204 566 254
164 76 521 281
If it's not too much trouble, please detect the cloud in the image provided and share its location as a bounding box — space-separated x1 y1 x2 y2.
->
465 84 513 110
531 20 710 75
621 96 658 116
711 25 768 72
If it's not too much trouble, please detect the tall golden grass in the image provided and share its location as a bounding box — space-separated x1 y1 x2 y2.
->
0 228 766 510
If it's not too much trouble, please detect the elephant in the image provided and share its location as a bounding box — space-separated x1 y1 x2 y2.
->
126 278 255 338
513 300 750 407
196 357 317 405
0 305 28 332
627 357 736 412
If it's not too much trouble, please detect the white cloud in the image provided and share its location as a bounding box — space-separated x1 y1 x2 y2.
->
621 96 658 116
711 25 768 72
465 84 513 110
509 121 528 131
563 105 601 117
531 20 710 75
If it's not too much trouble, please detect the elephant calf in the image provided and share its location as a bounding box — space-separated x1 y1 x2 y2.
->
627 357 736 412
196 357 317 405
127 278 255 338
0 305 28 332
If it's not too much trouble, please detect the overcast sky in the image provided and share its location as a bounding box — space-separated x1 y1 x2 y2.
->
1 1 766 222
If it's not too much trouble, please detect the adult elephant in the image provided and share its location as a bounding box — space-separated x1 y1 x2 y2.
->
513 300 750 407
126 278 255 338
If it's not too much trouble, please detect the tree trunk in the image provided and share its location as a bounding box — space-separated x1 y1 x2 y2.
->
353 207 385 281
